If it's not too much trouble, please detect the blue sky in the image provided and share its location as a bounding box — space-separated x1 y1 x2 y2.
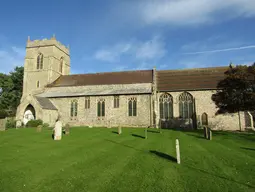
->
0 0 255 74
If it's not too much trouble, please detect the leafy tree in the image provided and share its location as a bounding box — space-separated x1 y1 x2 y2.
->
212 63 255 130
0 67 24 117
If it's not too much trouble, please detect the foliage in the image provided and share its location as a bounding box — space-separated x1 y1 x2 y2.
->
0 67 24 116
0 128 254 191
5 118 16 129
42 123 50 128
26 119 43 127
0 110 8 119
212 64 255 114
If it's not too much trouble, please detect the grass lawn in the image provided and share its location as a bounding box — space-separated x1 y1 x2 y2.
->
0 127 254 192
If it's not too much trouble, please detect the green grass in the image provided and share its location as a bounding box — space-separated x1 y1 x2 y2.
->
0 128 254 192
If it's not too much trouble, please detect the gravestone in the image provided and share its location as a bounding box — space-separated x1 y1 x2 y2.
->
145 127 148 139
203 127 208 139
65 124 70 135
54 120 62 140
207 128 212 140
176 139 181 164
118 126 122 135
37 125 42 132
0 118 6 131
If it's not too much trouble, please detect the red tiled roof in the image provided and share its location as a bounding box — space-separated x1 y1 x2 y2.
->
157 66 228 91
48 70 153 87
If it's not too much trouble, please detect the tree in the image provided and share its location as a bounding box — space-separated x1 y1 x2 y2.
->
0 67 24 117
212 63 255 130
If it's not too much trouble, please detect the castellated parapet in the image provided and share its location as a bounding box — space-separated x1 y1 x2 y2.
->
26 36 70 55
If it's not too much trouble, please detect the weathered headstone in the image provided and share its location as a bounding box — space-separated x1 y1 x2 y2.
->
145 127 148 139
208 128 212 140
37 125 42 132
118 126 122 135
203 127 208 139
0 118 6 131
54 120 62 140
176 139 181 164
65 124 70 135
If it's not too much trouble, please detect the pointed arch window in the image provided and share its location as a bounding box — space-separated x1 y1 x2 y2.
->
97 99 105 117
59 57 64 73
70 100 78 119
179 92 194 119
36 81 40 88
159 93 173 119
37 53 43 70
128 97 137 116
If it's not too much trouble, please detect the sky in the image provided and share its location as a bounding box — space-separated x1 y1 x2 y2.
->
0 0 255 74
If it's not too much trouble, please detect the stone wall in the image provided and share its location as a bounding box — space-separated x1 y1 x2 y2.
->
50 94 151 127
157 90 246 131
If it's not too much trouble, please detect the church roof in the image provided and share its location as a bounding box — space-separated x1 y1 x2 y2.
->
48 70 153 87
35 97 57 110
157 66 228 91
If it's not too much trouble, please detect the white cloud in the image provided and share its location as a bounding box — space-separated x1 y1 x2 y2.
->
0 46 25 74
94 36 166 63
140 0 255 25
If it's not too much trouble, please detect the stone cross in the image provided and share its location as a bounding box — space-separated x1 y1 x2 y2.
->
118 126 122 135
176 139 181 164
54 120 62 140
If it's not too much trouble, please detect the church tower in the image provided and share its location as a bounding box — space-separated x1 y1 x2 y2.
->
22 35 70 98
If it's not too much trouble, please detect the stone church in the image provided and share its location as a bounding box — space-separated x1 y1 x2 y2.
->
16 36 253 130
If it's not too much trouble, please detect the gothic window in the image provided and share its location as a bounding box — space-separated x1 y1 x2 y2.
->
128 97 137 116
97 99 105 117
37 53 43 70
114 96 119 108
179 92 194 119
36 81 40 88
159 93 173 119
59 57 63 73
70 100 78 118
85 97 90 109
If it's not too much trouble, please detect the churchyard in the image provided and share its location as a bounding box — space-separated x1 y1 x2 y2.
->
0 127 254 192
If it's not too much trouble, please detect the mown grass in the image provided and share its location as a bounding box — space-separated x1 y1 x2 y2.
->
0 127 254 192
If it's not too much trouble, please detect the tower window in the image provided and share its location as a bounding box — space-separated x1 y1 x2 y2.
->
59 57 63 73
36 81 40 88
37 53 43 70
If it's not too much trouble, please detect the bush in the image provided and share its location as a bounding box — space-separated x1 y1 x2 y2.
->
26 119 43 127
0 110 8 119
42 123 50 128
5 118 16 129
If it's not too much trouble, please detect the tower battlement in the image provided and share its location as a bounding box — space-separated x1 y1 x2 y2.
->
26 35 70 55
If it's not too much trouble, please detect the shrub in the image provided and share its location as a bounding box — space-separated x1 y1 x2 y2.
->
26 119 43 127
5 118 16 129
42 123 50 128
0 110 8 119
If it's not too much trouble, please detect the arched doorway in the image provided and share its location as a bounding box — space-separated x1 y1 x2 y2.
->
23 104 36 125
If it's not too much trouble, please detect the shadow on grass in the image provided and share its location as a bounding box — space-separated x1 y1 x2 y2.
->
186 134 205 139
147 130 160 133
150 150 177 162
132 134 145 139
187 166 255 189
105 139 143 152
240 147 255 151
112 131 118 134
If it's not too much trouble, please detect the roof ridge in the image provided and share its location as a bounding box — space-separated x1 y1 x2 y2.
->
158 66 228 72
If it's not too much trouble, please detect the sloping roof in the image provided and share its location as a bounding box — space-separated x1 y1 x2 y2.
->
35 97 57 110
157 66 228 91
48 70 153 87
38 83 152 98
